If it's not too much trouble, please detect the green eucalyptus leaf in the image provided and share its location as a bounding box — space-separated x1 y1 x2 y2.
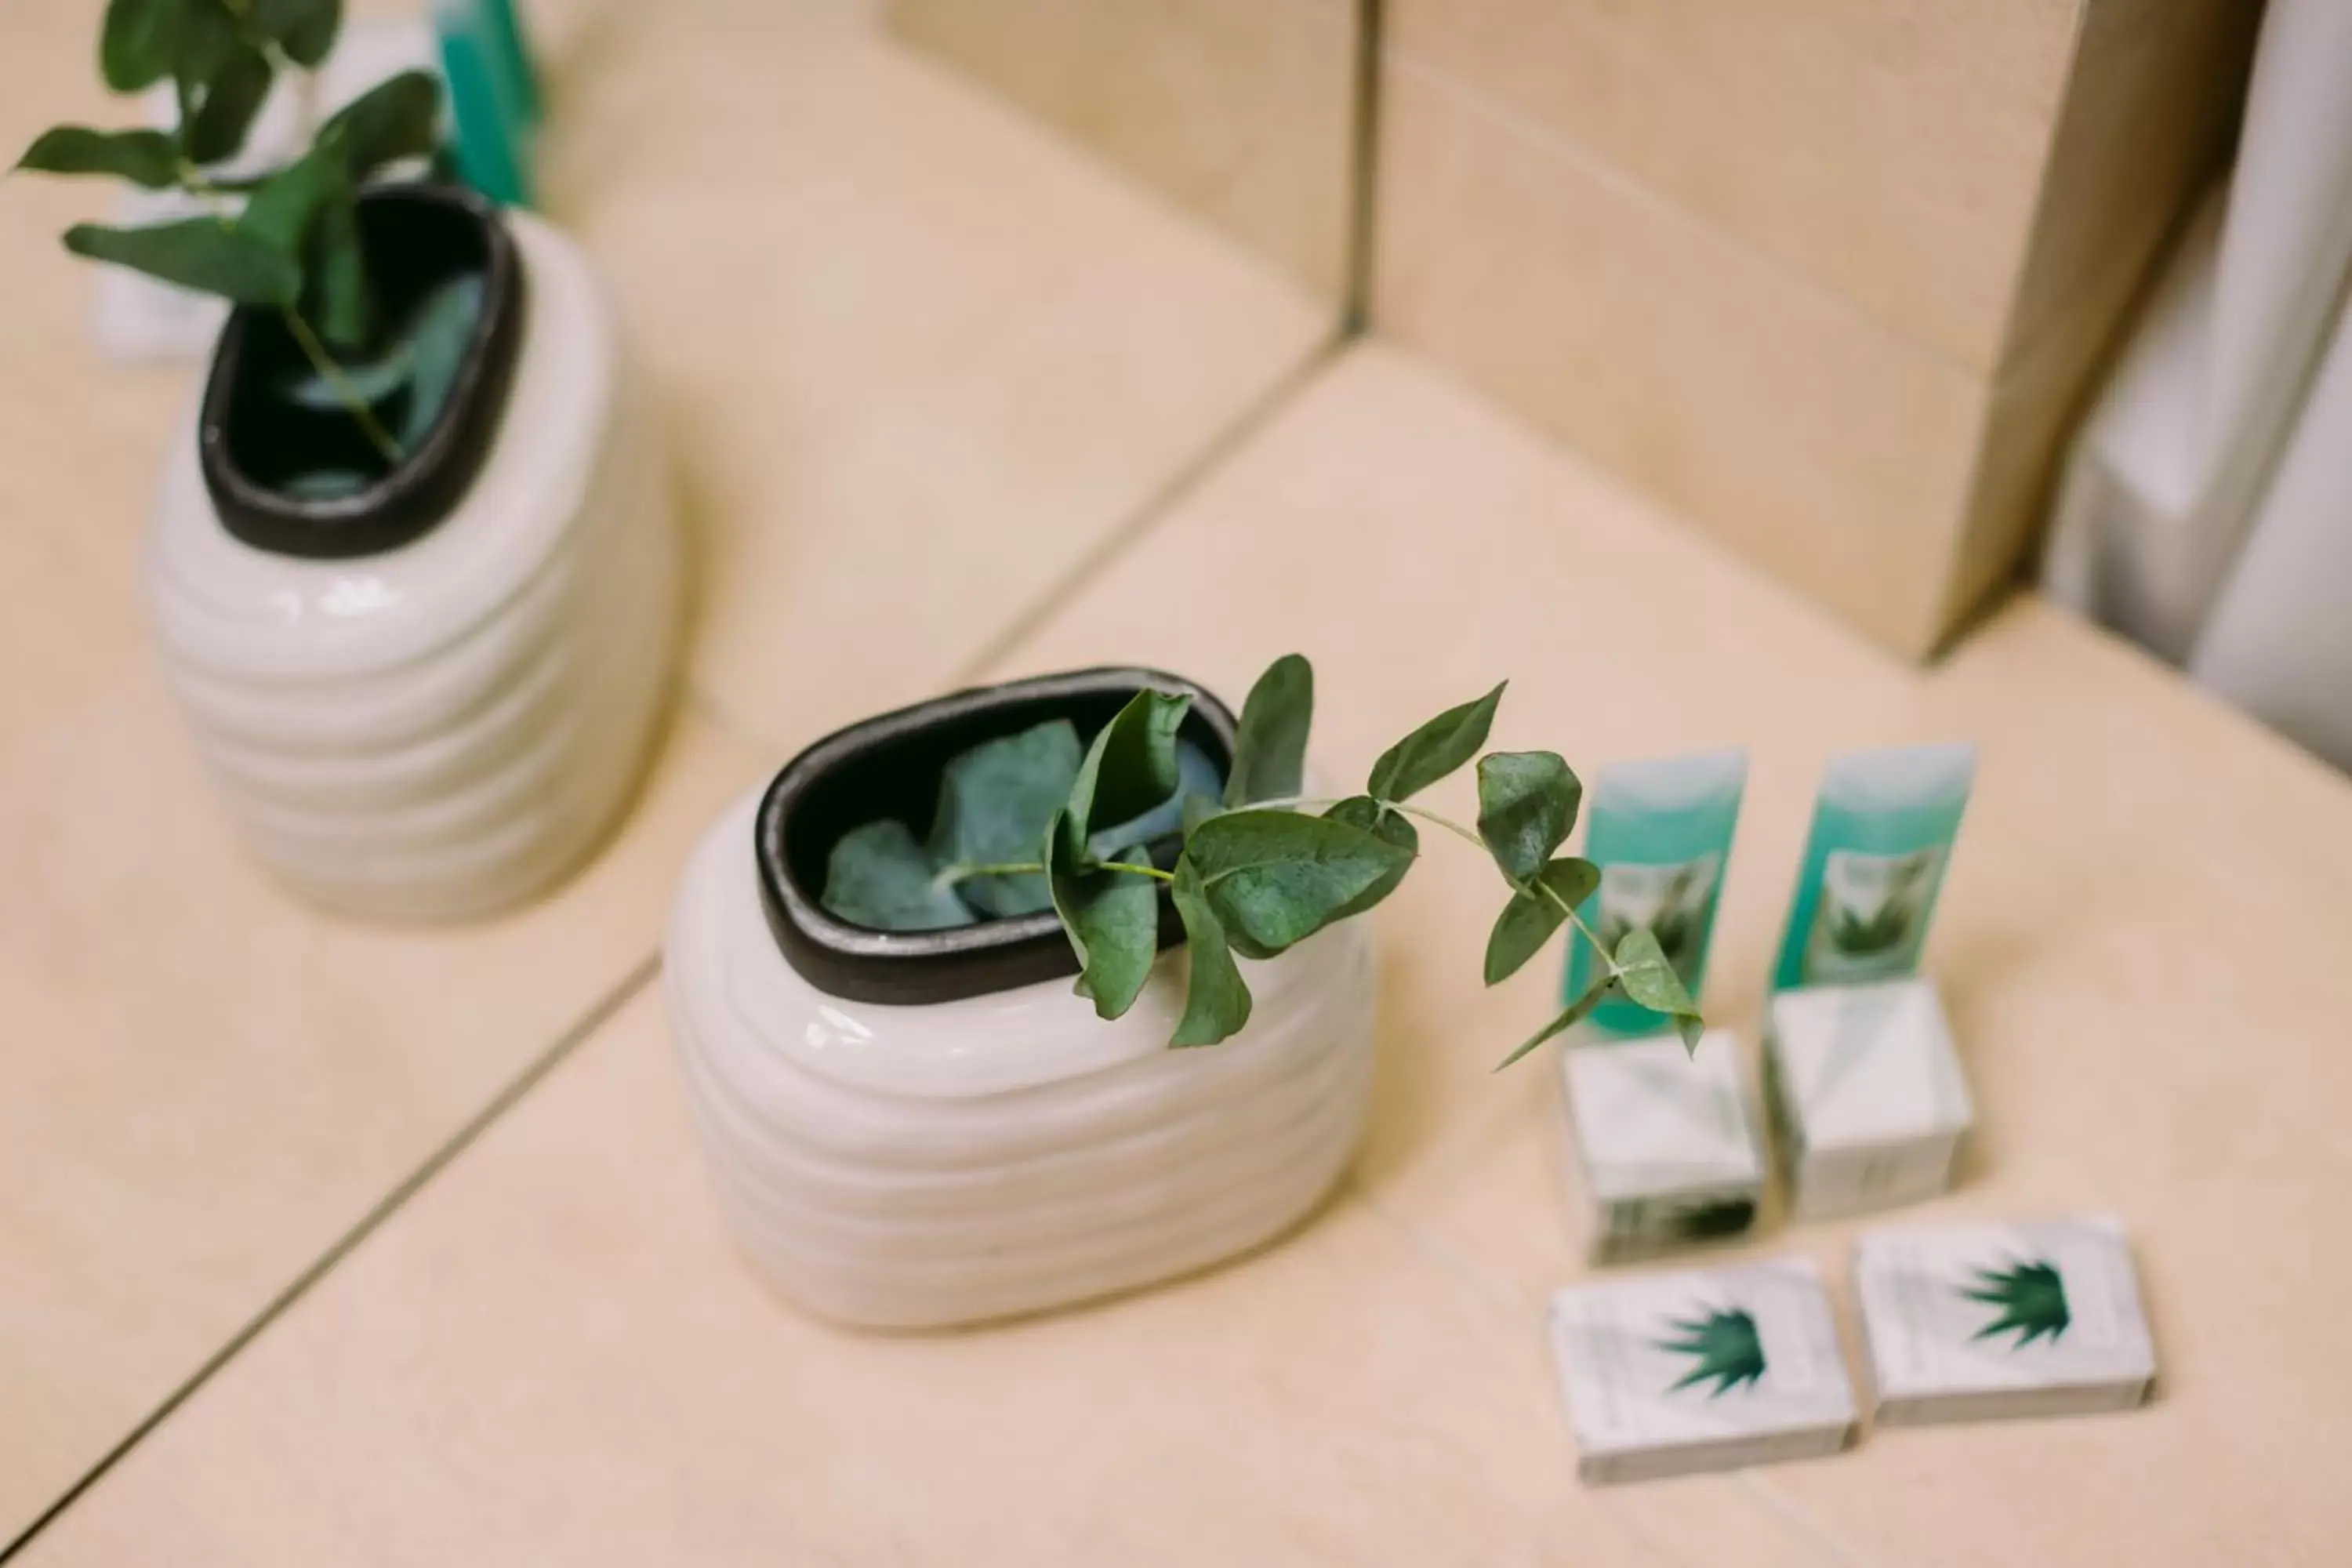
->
1169 855 1252 1047
1047 818 1160 1019
182 46 271 165
1067 688 1189 839
253 0 344 67
1320 795 1417 921
1613 925 1704 1050
1483 856 1602 985
172 2 244 98
64 218 298 304
924 717 1081 919
1184 808 1413 960
16 126 180 188
236 147 340 253
1475 750 1581 885
1224 652 1312 807
819 820 975 933
308 190 373 352
278 341 408 409
1367 682 1505 803
397 272 484 445
100 0 179 93
320 68 442 179
281 271 485 412
1181 793 1224 836
1091 739 1221 858
1494 973 1617 1071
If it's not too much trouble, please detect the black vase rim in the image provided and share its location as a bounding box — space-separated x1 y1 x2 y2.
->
197 182 527 561
754 666 1239 1006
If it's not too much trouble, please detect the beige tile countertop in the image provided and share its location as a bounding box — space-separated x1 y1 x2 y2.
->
17 345 2351 1566
0 0 1327 1545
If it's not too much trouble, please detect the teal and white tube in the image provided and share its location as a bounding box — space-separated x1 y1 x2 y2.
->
1564 750 1747 1038
1772 744 1974 989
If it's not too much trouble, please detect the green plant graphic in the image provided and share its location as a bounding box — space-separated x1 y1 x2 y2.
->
1826 855 1930 956
1828 901 1913 956
1657 1306 1766 1396
1963 1258 2070 1348
1599 863 1713 975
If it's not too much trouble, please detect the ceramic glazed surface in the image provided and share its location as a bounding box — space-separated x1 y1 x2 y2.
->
146 212 681 920
666 788 1377 1329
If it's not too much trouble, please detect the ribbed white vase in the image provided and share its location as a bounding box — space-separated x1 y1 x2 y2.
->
664 787 1377 1330
145 212 680 921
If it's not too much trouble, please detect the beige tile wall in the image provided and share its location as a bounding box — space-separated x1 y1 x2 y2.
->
887 0 1359 303
1378 0 2260 658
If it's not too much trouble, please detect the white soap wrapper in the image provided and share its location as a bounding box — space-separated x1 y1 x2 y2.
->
1854 1216 2157 1425
1559 1029 1763 1261
1765 976 1973 1220
1548 1258 1857 1483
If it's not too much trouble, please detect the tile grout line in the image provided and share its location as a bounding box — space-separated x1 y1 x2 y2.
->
1735 1472 1883 1568
945 332 1353 686
0 955 665 1564
1341 0 1386 334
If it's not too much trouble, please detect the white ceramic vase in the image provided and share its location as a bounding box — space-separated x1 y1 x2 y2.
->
662 676 1377 1330
146 208 679 921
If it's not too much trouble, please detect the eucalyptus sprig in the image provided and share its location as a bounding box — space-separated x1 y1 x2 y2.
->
825 655 1704 1068
14 0 444 463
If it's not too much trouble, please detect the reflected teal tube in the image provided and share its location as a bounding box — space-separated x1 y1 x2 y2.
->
1772 744 1974 989
1563 750 1747 1038
434 0 538 208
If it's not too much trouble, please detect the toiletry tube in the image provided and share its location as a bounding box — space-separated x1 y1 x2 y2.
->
1564 750 1747 1037
1772 745 1974 990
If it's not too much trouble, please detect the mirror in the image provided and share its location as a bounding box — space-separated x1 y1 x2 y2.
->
0 0 1364 1546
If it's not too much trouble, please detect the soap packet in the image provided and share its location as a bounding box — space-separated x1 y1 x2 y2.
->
1764 976 1974 1220
1547 1258 1857 1483
1559 1029 1764 1262
1853 1216 2157 1425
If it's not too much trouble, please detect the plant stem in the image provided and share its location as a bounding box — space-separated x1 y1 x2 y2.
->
172 154 402 470
279 306 405 465
1231 797 1614 954
1383 800 1486 851
1239 799 1620 954
1101 861 1175 884
1537 877 1620 975
1236 794 1340 814
1384 798 1623 976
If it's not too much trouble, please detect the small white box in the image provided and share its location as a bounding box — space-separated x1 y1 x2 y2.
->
1764 978 1973 1220
1547 1258 1857 1483
1854 1216 2157 1425
1559 1029 1763 1262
